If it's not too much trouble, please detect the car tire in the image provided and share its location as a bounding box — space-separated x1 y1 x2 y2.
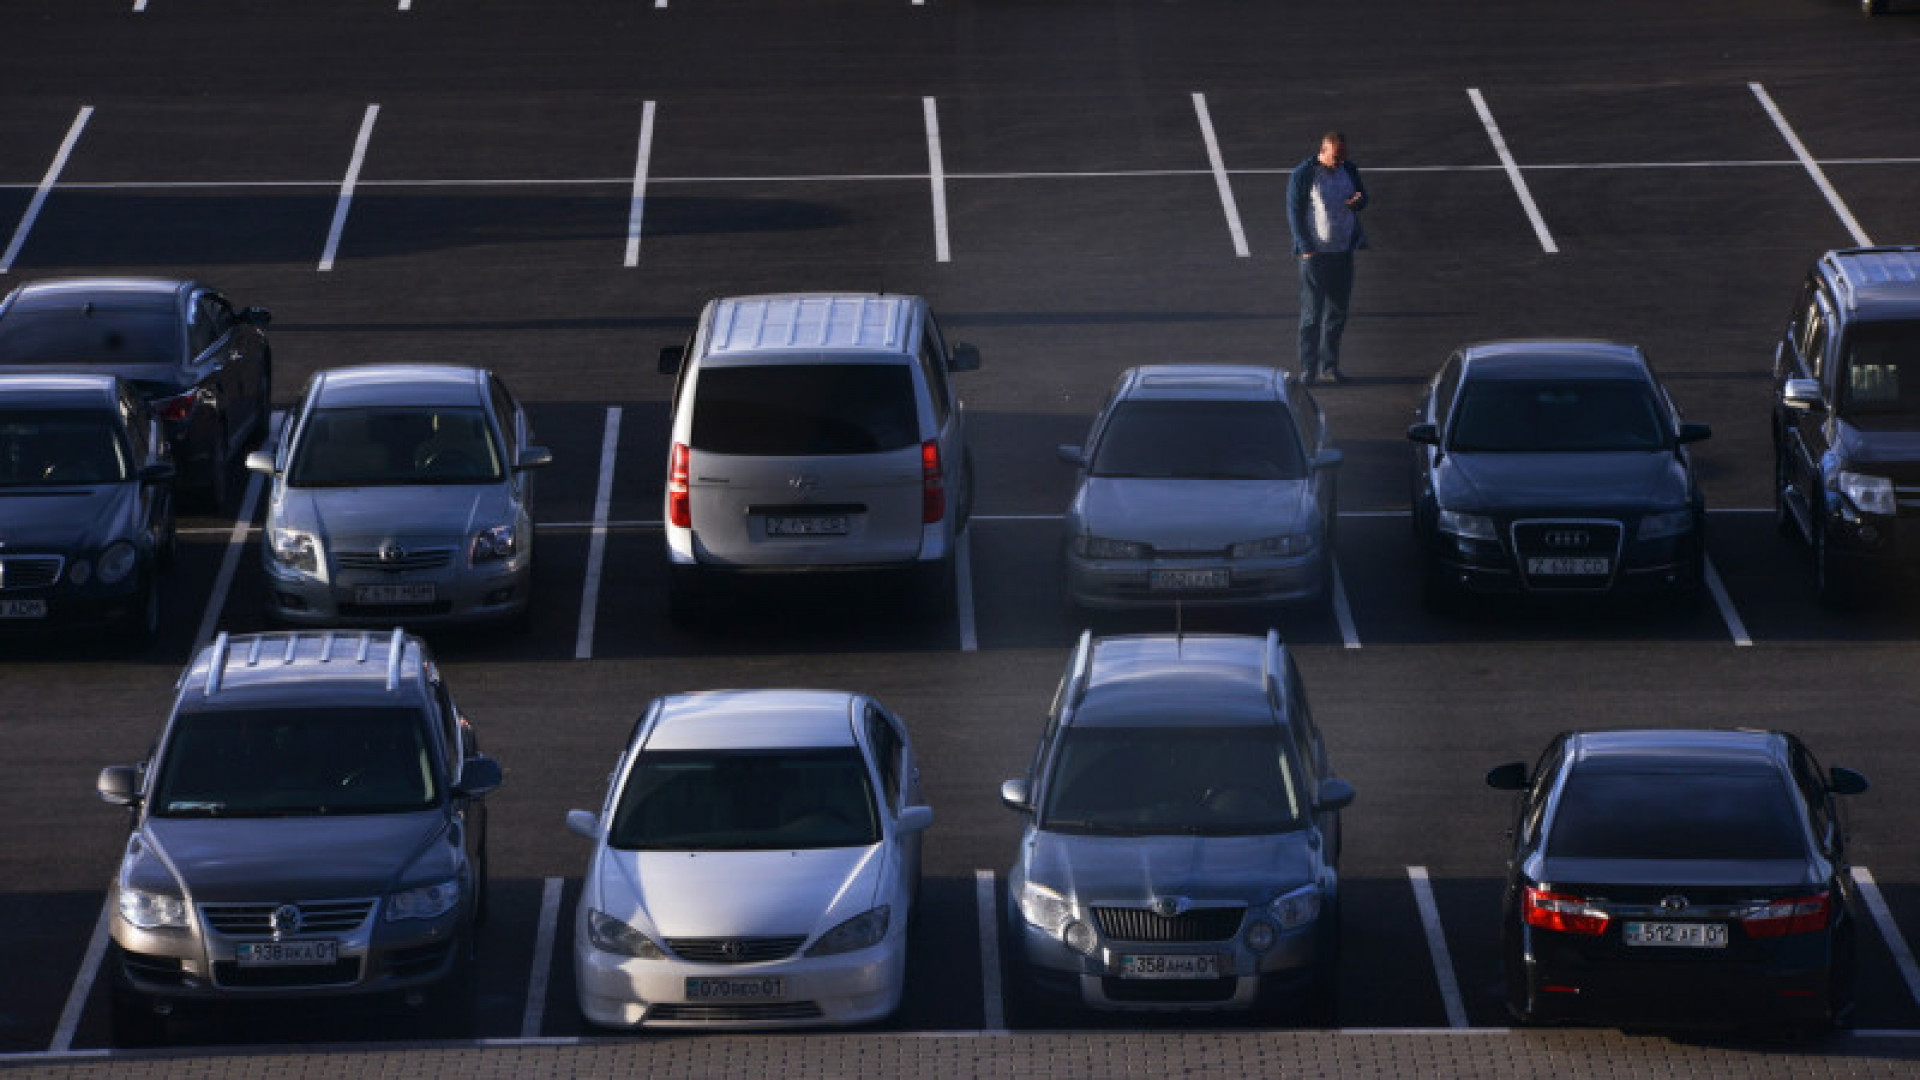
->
198 425 231 513
426 941 479 1039
1813 526 1855 609
1773 448 1800 538
1421 558 1461 616
118 574 161 650
109 987 169 1048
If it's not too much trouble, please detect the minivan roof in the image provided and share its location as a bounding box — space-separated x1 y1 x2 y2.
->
706 294 916 360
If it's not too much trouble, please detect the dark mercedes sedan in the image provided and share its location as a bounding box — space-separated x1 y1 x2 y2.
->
0 278 271 509
1487 729 1868 1032
1407 340 1710 611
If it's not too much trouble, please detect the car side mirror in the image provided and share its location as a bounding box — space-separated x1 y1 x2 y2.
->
1677 422 1712 444
515 446 554 471
239 306 272 327
565 809 602 840
1407 421 1440 446
245 449 277 475
898 805 935 833
1829 766 1869 796
949 342 981 373
97 765 141 806
1783 378 1824 412
1486 762 1529 790
1314 776 1356 811
1313 448 1344 471
999 777 1032 811
141 461 176 484
456 755 504 798
658 345 686 375
1055 445 1085 466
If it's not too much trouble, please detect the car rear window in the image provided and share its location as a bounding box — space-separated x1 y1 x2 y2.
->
1547 767 1806 861
0 409 129 485
152 707 439 817
608 748 879 851
1449 379 1668 453
0 305 180 369
691 364 918 455
1091 400 1305 480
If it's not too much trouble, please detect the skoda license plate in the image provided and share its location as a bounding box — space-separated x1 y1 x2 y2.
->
236 940 338 966
1120 954 1220 980
686 977 785 1000
1623 921 1727 948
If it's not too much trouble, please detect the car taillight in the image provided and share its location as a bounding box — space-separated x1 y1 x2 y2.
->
1522 887 1609 936
668 442 691 529
1741 892 1831 938
921 439 945 524
153 389 197 423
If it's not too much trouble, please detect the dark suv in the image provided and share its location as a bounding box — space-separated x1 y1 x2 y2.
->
1771 247 1920 604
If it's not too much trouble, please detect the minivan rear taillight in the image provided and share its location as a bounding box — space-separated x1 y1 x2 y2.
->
1740 892 1831 938
668 442 691 529
1522 887 1609 936
921 439 945 524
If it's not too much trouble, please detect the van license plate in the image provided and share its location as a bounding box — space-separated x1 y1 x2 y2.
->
765 515 848 537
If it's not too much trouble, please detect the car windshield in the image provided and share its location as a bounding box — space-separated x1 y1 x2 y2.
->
608 748 881 851
1448 379 1669 453
1547 766 1807 861
151 707 440 817
691 364 919 455
0 303 180 368
0 410 129 486
1837 321 1920 426
1091 400 1305 480
288 406 503 487
1040 725 1305 836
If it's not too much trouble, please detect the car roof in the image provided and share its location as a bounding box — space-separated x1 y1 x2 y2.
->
2 277 189 314
643 689 861 751
1121 365 1283 402
0 371 122 405
176 630 432 708
1822 247 1920 320
1459 340 1651 380
1072 634 1278 729
1566 728 1787 773
312 364 488 408
703 294 918 362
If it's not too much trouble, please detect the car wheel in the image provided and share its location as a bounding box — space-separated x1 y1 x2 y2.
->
1421 557 1460 616
1813 526 1855 609
199 426 231 513
156 513 178 573
426 940 479 1039
119 574 161 650
1773 447 1799 538
109 987 169 1048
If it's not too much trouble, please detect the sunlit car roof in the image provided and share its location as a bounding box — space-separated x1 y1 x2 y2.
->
645 690 860 751
1460 340 1650 380
313 364 487 409
1075 634 1275 728
1568 728 1784 771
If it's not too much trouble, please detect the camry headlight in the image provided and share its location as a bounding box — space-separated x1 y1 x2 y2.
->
119 887 188 931
1637 509 1695 541
586 909 666 958
269 527 319 573
470 524 518 562
806 906 891 957
1074 535 1150 560
1838 471 1896 516
1269 884 1323 931
96 541 138 585
1230 533 1314 559
386 879 461 921
1437 510 1498 542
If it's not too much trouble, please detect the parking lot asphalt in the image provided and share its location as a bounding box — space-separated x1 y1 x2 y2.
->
4 1 1920 1076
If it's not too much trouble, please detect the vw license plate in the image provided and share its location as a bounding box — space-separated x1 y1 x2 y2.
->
1120 954 1220 980
236 940 338 966
1623 921 1728 948
0 598 47 619
765 515 849 537
685 977 785 1000
1526 557 1609 576
353 584 435 605
1148 569 1229 591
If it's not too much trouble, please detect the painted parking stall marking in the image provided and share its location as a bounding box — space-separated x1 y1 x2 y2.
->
924 97 952 263
1750 82 1873 248
575 407 623 660
1 105 91 275
1407 866 1468 1029
625 101 657 267
1466 89 1558 254
1191 93 1251 258
319 105 380 273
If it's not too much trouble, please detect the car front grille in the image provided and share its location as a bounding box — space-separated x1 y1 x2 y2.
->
335 548 455 572
646 1001 824 1023
201 899 377 936
1511 518 1623 590
1896 483 1920 513
667 936 807 964
0 555 63 590
1092 906 1245 943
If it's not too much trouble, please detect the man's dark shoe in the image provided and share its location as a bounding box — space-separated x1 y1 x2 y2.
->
1324 367 1349 385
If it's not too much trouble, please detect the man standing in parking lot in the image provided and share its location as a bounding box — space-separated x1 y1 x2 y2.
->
1287 131 1369 384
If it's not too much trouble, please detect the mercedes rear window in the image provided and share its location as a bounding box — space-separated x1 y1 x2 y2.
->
1547 767 1806 861
691 364 918 455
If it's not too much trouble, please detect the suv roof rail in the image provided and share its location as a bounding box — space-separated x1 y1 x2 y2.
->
203 631 233 696
385 627 407 692
197 629 413 698
1064 630 1094 710
1261 629 1285 704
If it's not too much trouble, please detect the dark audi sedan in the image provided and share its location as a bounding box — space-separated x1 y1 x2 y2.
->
1408 340 1710 611
1487 729 1868 1031
0 278 271 509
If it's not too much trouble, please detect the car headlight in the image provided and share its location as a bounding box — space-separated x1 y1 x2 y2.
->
386 879 461 921
96 541 138 585
119 887 188 931
1436 510 1498 542
1017 882 1097 954
1230 533 1314 559
470 524 518 562
1269 884 1322 931
806 906 891 957
1838 471 1897 516
1636 509 1695 541
269 527 320 573
586 908 666 958
1073 535 1150 560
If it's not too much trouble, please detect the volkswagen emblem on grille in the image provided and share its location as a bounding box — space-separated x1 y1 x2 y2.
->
1543 529 1590 549
270 903 303 937
1149 896 1191 919
788 474 818 498
720 939 745 960
1658 894 1690 914
377 542 407 565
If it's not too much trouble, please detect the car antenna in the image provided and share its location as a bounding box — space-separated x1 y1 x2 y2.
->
1174 597 1184 652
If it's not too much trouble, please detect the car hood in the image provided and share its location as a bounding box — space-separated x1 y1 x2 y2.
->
591 846 883 939
277 484 516 543
0 483 136 551
1077 476 1317 547
140 811 455 901
1022 829 1319 906
1436 451 1687 514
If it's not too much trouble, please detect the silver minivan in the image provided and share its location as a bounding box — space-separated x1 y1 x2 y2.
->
659 293 980 622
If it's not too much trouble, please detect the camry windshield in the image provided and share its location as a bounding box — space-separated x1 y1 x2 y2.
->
1547 767 1806 861
151 707 439 817
1448 380 1669 453
289 406 503 487
608 748 880 851
1040 726 1304 836
0 411 129 486
1091 400 1305 480
1837 321 1920 426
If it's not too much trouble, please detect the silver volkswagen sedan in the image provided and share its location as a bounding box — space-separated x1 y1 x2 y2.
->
248 364 551 629
1059 365 1342 612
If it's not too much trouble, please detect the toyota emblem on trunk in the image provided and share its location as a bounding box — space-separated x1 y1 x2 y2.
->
1658 894 1690 914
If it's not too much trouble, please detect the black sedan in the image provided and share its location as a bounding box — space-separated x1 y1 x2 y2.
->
1487 728 1868 1032
0 372 176 644
1407 340 1710 611
0 278 271 510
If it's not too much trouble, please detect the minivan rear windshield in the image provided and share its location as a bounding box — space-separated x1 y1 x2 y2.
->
692 364 918 455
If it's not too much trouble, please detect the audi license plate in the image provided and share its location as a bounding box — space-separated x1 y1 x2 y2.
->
353 584 435 605
1526 557 1609 576
1149 569 1229 591
1120 954 1220 979
1623 921 1728 948
685 977 785 1000
0 598 47 619
765 515 849 537
236 940 338 966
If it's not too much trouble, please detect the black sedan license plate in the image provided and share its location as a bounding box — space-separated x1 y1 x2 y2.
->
0 598 47 619
685 977 785 1000
765 515 849 537
1526 557 1609 576
236 940 338 966
1623 921 1727 948
1120 954 1220 979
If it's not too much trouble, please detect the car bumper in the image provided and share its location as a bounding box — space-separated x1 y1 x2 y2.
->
0 576 149 634
261 556 531 627
1012 917 1327 1012
574 935 908 1030
1512 924 1842 1026
1064 553 1326 610
1428 533 1701 597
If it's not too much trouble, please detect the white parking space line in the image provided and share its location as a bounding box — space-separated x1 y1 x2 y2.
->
1 105 91 275
193 414 280 655
318 104 380 273
1702 556 1751 647
624 101 656 267
1852 867 1920 1013
522 876 564 1038
957 527 979 652
1750 82 1873 248
574 407 622 660
1329 558 1360 649
923 97 951 263
1406 866 1468 1029
975 870 1005 1033
1466 89 1558 255
47 898 112 1052
1190 93 1250 258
